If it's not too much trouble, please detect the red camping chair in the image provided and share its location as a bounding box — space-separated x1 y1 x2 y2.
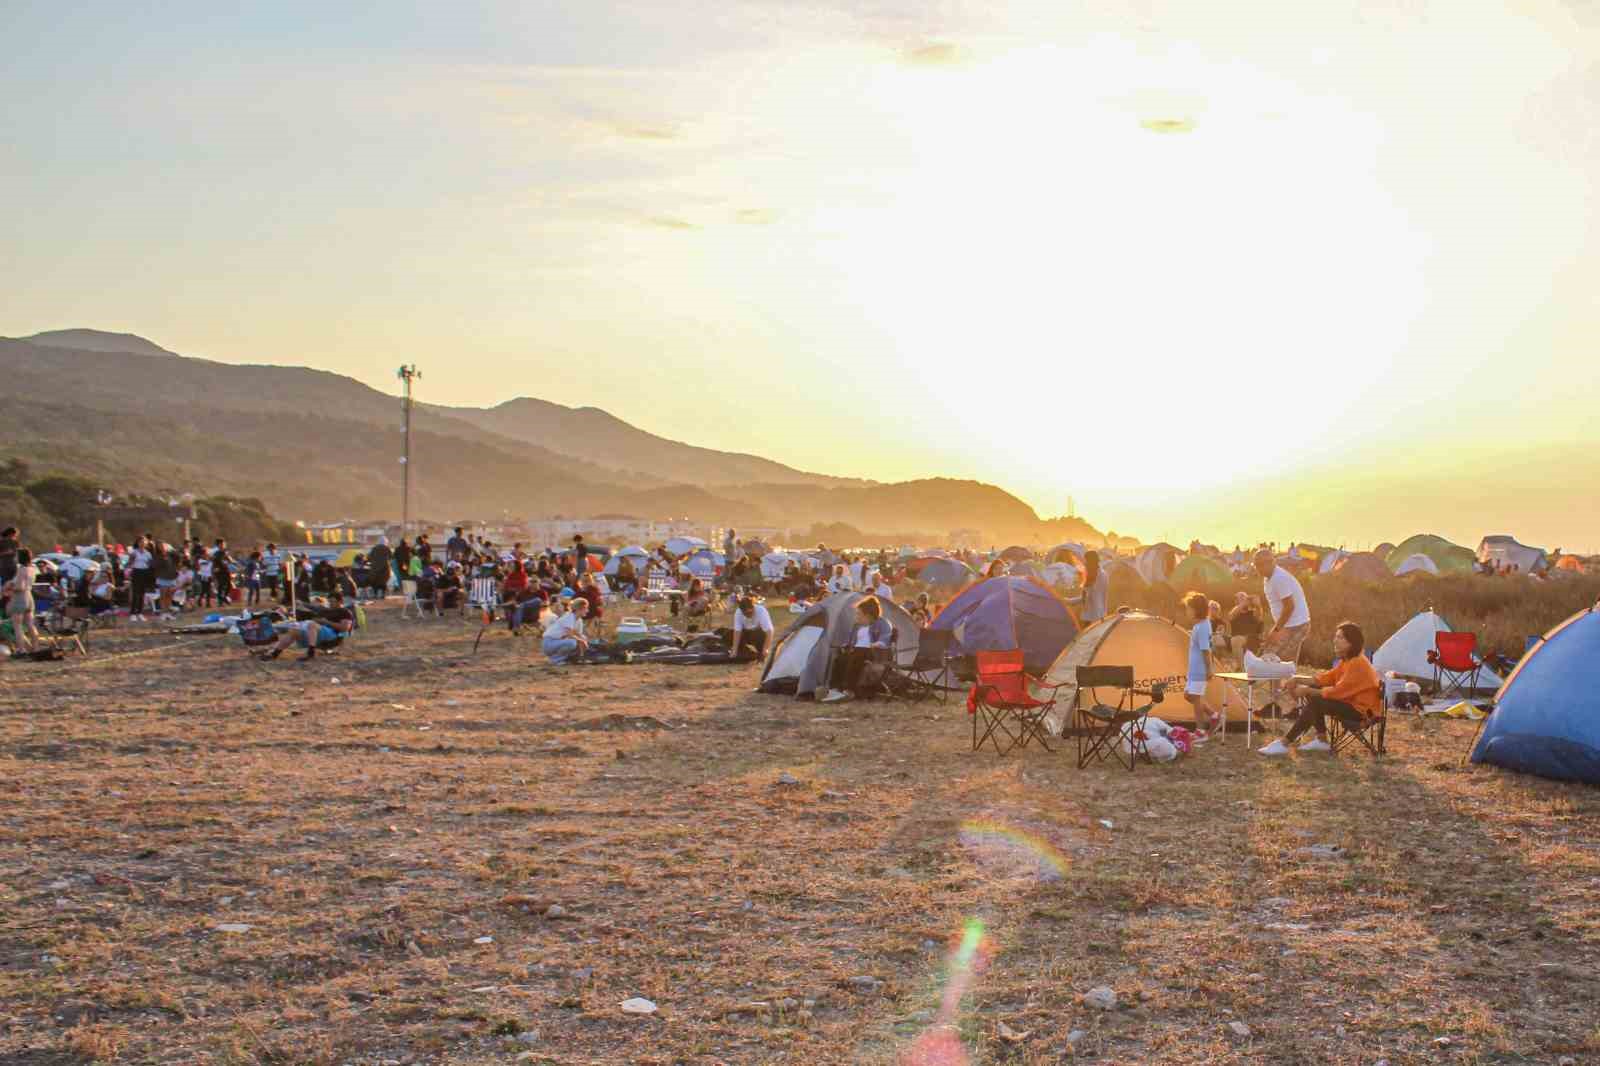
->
1429 632 1484 700
967 649 1066 755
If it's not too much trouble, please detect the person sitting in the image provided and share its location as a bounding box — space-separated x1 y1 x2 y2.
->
576 572 605 624
311 559 337 595
819 596 894 703
542 597 590 663
732 595 774 661
336 567 359 602
1258 622 1381 756
88 569 117 615
827 564 854 594
1228 592 1264 661
614 555 638 598
434 562 464 613
908 591 933 627
257 591 356 661
684 578 711 617
414 564 439 614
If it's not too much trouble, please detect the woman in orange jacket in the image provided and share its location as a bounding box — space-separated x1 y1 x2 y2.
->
1258 622 1382 756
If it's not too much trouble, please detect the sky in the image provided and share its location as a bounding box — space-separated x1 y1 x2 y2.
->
4 0 1598 550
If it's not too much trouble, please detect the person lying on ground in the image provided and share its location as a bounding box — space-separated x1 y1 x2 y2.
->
820 596 894 703
542 597 590 663
732 596 774 661
1259 622 1381 756
256 591 356 661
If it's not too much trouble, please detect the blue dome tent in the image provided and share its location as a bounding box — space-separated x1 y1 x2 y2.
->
931 576 1080 675
918 557 976 588
1471 604 1600 784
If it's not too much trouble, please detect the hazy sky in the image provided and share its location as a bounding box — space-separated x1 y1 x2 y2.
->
5 1 1598 549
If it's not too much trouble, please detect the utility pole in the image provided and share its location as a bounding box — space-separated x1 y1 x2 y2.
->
397 365 421 537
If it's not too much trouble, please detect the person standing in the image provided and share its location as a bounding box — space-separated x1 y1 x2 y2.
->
243 551 263 607
1074 550 1109 625
723 528 737 586
127 535 155 621
571 534 588 575
0 526 19 592
6 547 41 653
366 537 392 599
447 526 470 564
212 539 234 605
1254 548 1311 714
262 542 282 602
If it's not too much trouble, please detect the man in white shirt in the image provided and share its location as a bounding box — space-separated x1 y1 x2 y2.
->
827 565 855 594
850 556 868 589
731 596 774 660
541 598 590 663
1254 549 1310 712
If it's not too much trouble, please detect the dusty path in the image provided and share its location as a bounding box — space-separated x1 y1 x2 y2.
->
3 604 1597 1064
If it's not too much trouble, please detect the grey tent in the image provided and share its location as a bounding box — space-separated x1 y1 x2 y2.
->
759 591 921 698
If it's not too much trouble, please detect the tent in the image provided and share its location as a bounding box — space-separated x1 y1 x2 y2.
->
930 576 1079 675
741 539 771 558
1317 549 1350 575
1041 561 1081 588
1332 552 1391 583
759 591 921 698
1007 561 1044 581
684 548 725 579
1135 543 1183 585
1386 534 1475 575
1374 542 1397 558
1169 554 1232 587
1372 608 1504 691
1477 535 1548 574
999 546 1035 563
1043 610 1246 726
1555 555 1586 574
1394 554 1440 577
1047 543 1087 566
602 545 650 576
917 557 977 587
664 536 708 558
1471 605 1600 783
760 551 792 581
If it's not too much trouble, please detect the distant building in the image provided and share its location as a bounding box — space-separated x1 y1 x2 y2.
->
522 516 707 549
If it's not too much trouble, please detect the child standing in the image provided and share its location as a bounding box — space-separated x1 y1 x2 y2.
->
244 551 263 606
1184 591 1222 738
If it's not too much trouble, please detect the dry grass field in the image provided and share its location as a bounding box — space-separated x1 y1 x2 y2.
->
3 599 1599 1065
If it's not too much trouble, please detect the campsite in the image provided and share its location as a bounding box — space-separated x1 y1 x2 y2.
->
5 562 1600 1065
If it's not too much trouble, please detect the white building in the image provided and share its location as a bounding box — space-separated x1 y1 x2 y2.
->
522 516 707 550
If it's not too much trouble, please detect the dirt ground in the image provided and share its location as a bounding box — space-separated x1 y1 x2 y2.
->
3 602 1598 1065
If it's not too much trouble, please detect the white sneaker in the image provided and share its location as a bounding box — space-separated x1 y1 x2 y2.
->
1298 738 1331 753
1257 739 1289 756
819 689 850 703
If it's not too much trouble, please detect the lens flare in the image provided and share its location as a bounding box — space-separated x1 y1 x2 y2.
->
898 918 997 1066
958 817 1072 880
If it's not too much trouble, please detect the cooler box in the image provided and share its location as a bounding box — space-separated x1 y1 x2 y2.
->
614 617 650 644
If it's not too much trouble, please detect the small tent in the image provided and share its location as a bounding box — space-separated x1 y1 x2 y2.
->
684 548 725 579
1047 543 1087 566
1007 561 1044 581
1555 555 1586 574
1471 606 1600 783
1043 610 1245 726
1374 542 1397 559
1372 608 1504 691
931 576 1080 675
1317 549 1350 575
1332 552 1391 583
759 591 921 698
1041 561 1081 588
602 545 650 576
999 546 1036 563
1135 543 1183 585
664 536 708 558
1476 535 1548 575
760 551 792 581
1386 534 1475 575
917 557 977 588
1394 554 1440 577
1170 554 1232 587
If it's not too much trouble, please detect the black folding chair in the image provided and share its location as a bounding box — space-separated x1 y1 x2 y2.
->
1072 665 1164 770
1326 684 1388 756
890 628 957 702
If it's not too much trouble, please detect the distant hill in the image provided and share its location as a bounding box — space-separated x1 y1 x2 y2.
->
444 397 861 488
19 328 180 358
0 329 1111 545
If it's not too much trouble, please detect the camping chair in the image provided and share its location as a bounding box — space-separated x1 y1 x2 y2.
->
968 649 1067 755
464 576 499 618
400 579 425 619
38 603 89 657
1326 682 1387 756
824 636 901 701
1072 665 1163 771
1429 631 1484 700
888 627 957 702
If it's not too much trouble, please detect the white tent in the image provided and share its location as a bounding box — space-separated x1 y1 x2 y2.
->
1318 550 1350 574
1042 561 1081 588
1477 535 1548 574
1134 544 1182 584
759 591 920 698
664 536 708 557
760 551 792 581
1394 553 1440 577
684 548 725 579
1373 608 1505 691
602 545 650 576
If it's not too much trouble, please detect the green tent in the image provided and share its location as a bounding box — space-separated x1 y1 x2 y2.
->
1385 534 1475 576
1170 554 1232 586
